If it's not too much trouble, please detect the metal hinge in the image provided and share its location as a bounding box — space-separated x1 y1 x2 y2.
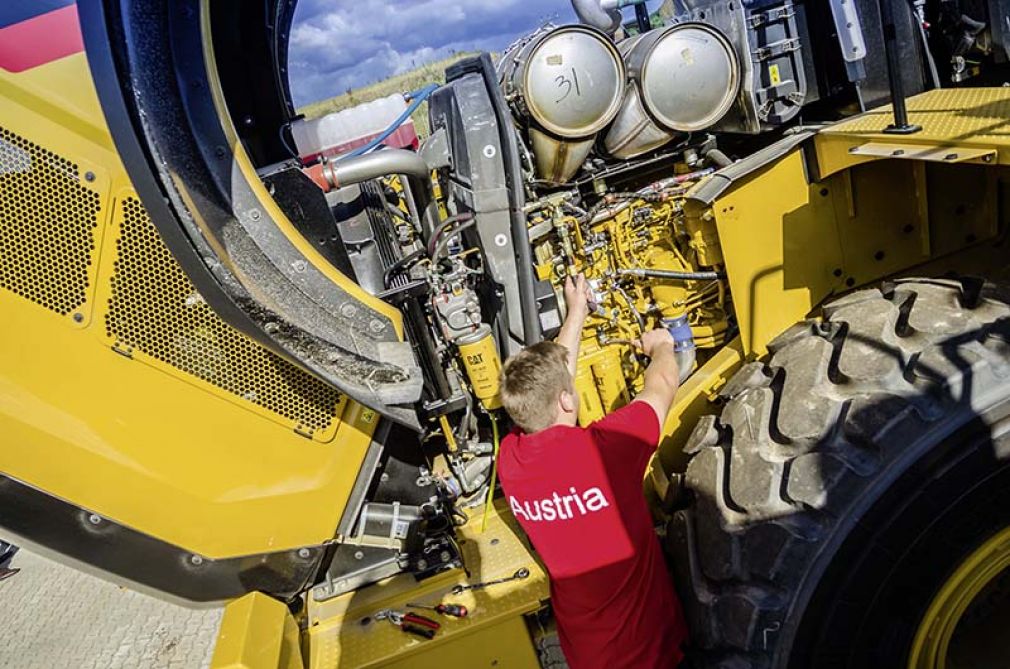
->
754 38 801 61
112 342 134 359
749 6 794 29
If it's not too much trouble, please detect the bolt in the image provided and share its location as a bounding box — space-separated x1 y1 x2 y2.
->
440 550 451 562
983 154 994 163
88 514 102 525
945 153 959 161
84 171 96 182
490 538 500 546
368 319 385 333
417 559 428 570
354 551 364 560
380 473 390 482
248 209 261 221
190 554 204 566
214 145 227 159
297 548 311 559
892 149 904 156
72 313 84 323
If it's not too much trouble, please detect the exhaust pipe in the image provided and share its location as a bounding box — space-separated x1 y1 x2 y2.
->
571 0 622 34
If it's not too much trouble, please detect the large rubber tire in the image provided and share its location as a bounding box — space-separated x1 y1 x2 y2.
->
668 279 1010 668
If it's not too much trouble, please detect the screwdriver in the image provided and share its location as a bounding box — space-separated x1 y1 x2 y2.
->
406 602 469 618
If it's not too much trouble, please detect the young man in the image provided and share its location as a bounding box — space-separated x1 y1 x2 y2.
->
497 274 687 669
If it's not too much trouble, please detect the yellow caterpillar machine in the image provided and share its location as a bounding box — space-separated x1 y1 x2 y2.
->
5 0 1010 667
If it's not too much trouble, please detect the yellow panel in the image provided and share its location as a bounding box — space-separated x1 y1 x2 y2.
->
305 504 548 669
212 593 303 669
97 194 344 440
378 617 539 669
0 45 375 558
713 150 845 355
816 88 1010 177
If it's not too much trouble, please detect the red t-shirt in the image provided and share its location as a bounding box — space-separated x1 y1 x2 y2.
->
498 401 687 669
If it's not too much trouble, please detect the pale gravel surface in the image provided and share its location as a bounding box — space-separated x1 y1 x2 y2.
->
0 549 222 669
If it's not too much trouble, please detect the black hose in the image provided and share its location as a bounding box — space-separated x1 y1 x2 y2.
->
426 213 474 256
433 219 477 259
618 268 725 281
383 249 425 288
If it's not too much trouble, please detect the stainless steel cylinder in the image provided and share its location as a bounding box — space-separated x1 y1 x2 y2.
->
605 23 740 159
501 25 625 182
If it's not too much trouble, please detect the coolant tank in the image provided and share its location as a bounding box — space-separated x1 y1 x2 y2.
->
605 23 739 159
290 93 419 163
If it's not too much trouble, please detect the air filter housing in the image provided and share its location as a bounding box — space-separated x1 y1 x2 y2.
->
501 25 625 182
605 23 739 159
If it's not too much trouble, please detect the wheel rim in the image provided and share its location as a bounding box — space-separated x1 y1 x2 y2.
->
909 525 1010 668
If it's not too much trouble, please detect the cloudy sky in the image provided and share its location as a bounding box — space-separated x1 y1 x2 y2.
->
288 0 580 107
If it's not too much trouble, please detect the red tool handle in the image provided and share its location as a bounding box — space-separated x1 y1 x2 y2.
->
402 612 441 631
435 604 468 618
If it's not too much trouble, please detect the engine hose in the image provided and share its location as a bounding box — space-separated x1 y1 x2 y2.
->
704 148 733 168
663 315 697 384
431 218 477 259
618 268 725 281
382 249 425 288
427 213 475 256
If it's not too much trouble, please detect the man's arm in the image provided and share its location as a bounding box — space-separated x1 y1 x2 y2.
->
557 274 592 377
633 329 681 427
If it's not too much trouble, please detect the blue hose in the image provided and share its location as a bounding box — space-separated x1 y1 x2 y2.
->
342 83 440 159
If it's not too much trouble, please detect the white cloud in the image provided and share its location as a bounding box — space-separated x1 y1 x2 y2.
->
288 0 576 105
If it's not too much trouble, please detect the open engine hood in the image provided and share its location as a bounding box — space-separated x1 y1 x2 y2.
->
78 0 423 430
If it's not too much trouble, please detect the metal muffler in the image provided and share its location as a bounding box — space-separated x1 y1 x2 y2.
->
605 23 740 159
501 25 625 183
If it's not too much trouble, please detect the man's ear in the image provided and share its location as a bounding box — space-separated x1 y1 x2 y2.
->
559 389 576 414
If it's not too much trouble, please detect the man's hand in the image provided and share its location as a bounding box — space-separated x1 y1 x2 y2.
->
557 273 593 377
563 273 593 323
639 328 675 359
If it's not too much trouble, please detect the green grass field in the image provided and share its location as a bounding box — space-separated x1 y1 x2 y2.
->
297 52 481 138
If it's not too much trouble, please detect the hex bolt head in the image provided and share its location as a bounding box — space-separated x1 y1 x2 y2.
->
354 551 364 560
84 171 96 182
73 313 84 323
297 548 311 559
88 514 102 525
190 554 204 566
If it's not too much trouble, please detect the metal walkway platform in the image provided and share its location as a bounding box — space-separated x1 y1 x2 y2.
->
0 549 222 668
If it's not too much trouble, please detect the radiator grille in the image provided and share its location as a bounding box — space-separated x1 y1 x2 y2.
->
0 126 100 315
105 198 342 435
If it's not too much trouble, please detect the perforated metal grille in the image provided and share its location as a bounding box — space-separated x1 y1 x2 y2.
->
106 198 342 434
0 126 100 315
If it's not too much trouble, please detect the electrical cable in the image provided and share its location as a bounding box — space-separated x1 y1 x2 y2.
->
481 413 501 533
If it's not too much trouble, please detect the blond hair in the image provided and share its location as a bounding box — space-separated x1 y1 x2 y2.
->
500 341 572 433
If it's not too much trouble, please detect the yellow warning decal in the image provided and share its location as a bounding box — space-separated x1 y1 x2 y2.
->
769 64 782 86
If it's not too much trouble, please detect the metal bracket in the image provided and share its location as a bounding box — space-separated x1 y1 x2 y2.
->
754 38 801 61
846 142 998 164
749 6 794 29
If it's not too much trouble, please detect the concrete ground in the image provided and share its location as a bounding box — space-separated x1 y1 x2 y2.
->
0 549 222 669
